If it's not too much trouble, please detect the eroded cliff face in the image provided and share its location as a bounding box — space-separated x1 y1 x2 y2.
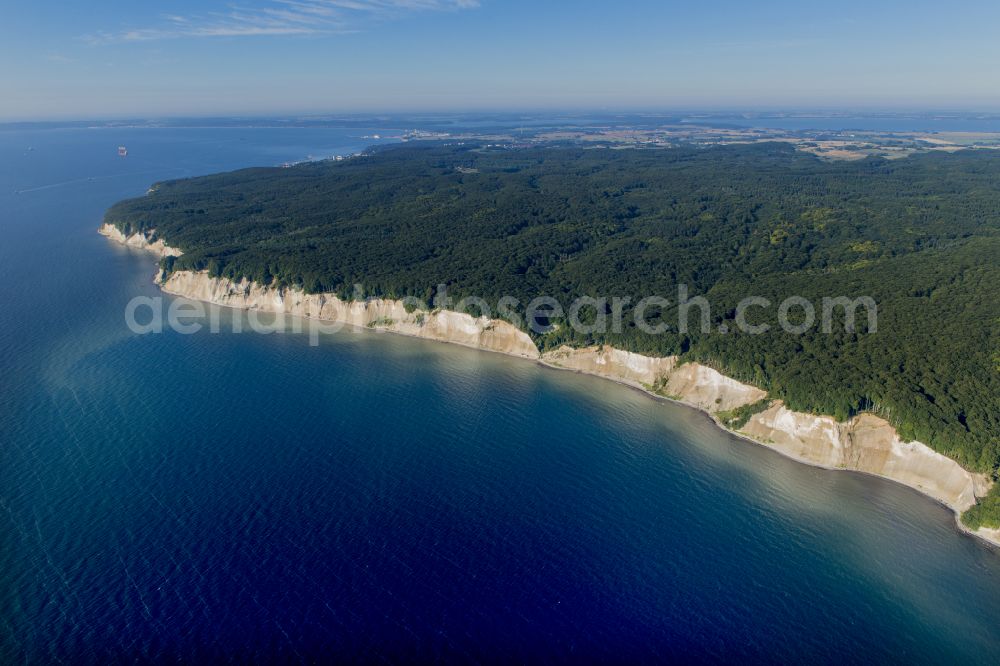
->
159 270 539 358
740 402 988 513
539 347 768 414
661 363 768 412
99 223 182 258
541 345 677 388
101 227 999 546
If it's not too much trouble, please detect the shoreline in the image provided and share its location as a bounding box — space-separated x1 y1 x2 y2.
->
548 362 999 547
100 223 999 550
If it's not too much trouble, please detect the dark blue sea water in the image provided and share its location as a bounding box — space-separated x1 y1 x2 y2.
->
2 126 1000 663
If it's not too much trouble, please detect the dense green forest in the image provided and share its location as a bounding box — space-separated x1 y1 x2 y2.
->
105 142 1000 524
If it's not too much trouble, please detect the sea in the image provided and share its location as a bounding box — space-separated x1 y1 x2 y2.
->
2 123 1000 663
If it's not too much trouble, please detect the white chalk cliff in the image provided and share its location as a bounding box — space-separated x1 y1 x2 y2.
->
158 269 538 358
99 223 182 258
101 225 998 548
740 403 988 513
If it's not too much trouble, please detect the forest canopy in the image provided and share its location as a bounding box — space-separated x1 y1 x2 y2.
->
105 142 1000 489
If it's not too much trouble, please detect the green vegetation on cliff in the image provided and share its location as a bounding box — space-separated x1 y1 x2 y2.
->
963 483 1000 530
717 399 771 431
105 143 1000 495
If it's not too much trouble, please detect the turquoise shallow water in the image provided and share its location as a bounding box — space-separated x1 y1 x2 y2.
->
2 126 1000 663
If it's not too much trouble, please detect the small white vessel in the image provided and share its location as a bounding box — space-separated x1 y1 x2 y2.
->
118 145 128 157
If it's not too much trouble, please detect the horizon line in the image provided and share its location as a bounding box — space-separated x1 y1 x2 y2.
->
6 107 1000 127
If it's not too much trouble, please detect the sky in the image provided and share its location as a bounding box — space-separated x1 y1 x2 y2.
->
2 0 1000 120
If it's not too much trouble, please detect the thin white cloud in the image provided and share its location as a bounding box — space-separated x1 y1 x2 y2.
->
83 0 478 44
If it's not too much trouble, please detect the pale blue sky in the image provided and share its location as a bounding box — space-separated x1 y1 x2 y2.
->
2 0 1000 120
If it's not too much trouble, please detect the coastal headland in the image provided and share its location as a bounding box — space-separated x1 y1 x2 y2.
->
100 223 1000 549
